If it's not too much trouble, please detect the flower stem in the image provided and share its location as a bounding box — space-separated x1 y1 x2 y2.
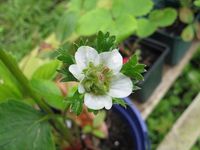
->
0 49 74 144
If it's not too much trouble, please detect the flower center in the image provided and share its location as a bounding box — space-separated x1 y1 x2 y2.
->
82 62 113 95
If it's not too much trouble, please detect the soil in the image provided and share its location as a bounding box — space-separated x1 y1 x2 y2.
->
63 110 135 150
121 38 162 71
99 110 135 150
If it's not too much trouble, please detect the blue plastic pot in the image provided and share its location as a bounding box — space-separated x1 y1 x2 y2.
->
112 98 150 150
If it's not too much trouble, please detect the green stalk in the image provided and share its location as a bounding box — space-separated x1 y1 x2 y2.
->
0 49 73 144
0 49 51 112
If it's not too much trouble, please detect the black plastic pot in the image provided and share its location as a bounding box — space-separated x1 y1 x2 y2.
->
153 0 180 8
151 31 192 65
153 0 165 8
124 37 169 102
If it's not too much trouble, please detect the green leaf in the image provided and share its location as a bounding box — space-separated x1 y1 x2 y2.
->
109 14 138 42
180 0 192 7
82 125 93 134
56 11 78 42
93 111 106 128
0 84 22 102
32 60 60 80
68 0 98 12
113 98 127 108
149 8 177 27
97 0 112 9
31 79 66 110
56 42 75 65
112 0 153 17
132 64 146 73
95 31 116 52
181 25 195 41
58 67 77 82
0 54 22 90
136 18 157 38
121 55 145 81
92 129 106 138
65 91 83 115
0 100 55 150
87 108 99 115
194 0 200 7
179 7 194 24
76 8 112 36
20 56 45 79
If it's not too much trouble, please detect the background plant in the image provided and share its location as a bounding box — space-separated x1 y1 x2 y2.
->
0 0 67 60
156 0 200 41
147 48 200 149
55 0 154 43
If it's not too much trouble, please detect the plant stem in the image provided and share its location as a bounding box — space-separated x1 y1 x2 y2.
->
0 49 73 144
0 49 51 113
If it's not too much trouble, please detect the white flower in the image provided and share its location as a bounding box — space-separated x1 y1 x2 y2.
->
69 46 133 110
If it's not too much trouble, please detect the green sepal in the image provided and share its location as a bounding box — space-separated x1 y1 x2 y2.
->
95 31 116 53
121 54 145 81
113 98 128 108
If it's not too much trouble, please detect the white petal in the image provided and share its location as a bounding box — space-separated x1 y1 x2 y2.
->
108 73 133 98
78 84 85 94
69 64 84 81
75 46 99 70
84 93 112 110
99 49 123 74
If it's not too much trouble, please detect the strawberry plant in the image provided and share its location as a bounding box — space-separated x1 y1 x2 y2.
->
0 31 145 150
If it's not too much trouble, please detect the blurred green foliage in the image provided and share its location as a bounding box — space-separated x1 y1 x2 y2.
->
56 0 177 42
192 138 200 150
0 0 67 60
147 48 200 150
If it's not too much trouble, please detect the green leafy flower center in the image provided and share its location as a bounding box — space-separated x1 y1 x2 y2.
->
82 62 113 95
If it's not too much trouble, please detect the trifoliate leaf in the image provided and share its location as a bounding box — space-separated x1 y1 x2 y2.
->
181 25 195 41
179 7 194 24
149 8 177 27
